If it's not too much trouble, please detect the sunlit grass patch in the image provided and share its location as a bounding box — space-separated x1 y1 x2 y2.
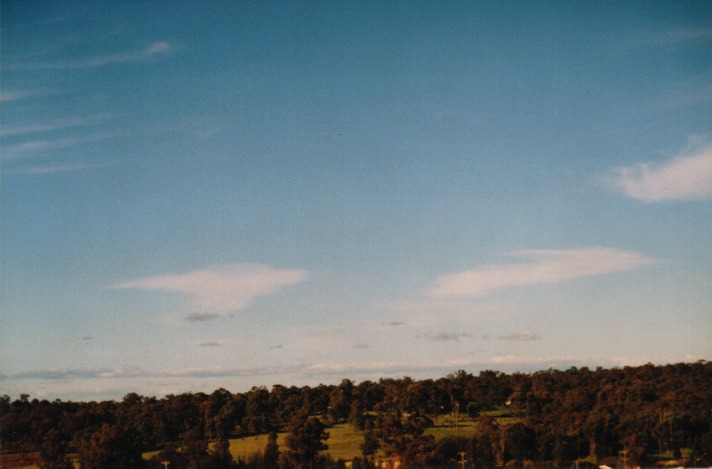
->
228 432 287 460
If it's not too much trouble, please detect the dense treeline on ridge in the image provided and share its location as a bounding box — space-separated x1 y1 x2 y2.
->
1 361 710 468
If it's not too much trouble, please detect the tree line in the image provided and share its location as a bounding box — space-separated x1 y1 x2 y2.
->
1 361 710 468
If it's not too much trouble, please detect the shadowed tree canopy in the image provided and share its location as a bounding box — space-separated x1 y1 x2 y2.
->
283 413 329 468
0 361 710 468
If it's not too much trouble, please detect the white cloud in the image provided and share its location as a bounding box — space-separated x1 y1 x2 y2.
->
604 145 712 202
113 263 309 314
429 247 658 298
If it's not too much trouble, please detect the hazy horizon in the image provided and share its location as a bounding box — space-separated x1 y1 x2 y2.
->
2 1 711 401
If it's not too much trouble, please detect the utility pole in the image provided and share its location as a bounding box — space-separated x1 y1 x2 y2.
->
451 396 460 429
619 449 628 469
458 451 468 469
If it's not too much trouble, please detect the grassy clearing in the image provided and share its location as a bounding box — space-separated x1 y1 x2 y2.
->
224 423 363 462
227 432 287 460
144 414 516 463
320 422 366 461
426 415 479 440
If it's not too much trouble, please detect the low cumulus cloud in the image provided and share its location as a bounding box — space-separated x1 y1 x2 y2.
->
429 247 658 298
304 355 630 379
12 366 145 380
498 331 540 341
422 329 472 342
7 356 671 401
198 341 223 347
186 312 220 322
603 144 712 202
113 263 309 314
383 321 406 326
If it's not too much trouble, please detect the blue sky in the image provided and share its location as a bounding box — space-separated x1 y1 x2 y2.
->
2 1 711 401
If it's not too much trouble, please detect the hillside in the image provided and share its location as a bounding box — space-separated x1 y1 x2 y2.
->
1 361 711 468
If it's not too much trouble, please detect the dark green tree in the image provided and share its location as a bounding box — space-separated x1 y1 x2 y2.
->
475 415 501 467
182 427 209 469
502 422 537 463
38 428 73 469
263 430 280 468
375 410 435 466
360 419 380 462
283 413 329 468
76 423 143 469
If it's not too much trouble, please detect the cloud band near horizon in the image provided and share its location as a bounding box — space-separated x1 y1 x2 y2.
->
429 247 658 298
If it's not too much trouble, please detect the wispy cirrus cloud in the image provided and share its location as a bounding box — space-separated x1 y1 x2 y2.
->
5 161 113 175
2 114 112 137
1 115 117 175
0 89 51 102
642 28 712 47
429 247 658 298
113 263 309 314
655 82 712 110
3 137 83 159
8 41 172 70
2 132 120 162
603 144 712 202
0 91 24 102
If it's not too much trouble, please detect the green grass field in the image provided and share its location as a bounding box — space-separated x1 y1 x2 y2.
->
142 413 512 464
227 432 285 460
225 423 365 462
225 415 494 462
426 414 480 440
